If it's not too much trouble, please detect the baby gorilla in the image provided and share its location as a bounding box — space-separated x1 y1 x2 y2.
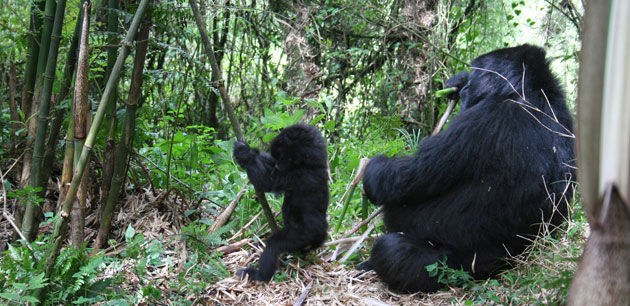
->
233 123 329 282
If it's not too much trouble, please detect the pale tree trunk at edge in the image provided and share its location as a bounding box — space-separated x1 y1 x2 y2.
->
568 0 630 304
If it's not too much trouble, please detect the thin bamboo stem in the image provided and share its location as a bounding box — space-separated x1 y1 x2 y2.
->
23 0 67 242
94 18 151 249
35 1 150 302
189 0 278 233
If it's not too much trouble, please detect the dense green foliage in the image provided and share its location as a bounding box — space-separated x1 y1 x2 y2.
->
0 0 583 304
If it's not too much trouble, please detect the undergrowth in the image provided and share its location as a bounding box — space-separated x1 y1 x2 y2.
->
1 121 587 304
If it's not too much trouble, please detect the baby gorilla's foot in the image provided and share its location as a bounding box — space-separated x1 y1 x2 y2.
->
236 266 272 282
357 260 373 271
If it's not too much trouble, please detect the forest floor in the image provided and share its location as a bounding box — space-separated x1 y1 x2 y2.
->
0 187 585 305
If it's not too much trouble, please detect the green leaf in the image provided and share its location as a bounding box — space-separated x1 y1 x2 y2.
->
27 273 48 289
125 224 136 241
190 143 199 167
0 292 22 301
310 114 325 125
22 296 40 303
305 98 324 111
13 282 29 290
263 132 278 142
290 110 305 124
347 152 360 170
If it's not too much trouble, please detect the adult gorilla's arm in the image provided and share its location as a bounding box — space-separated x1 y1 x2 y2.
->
363 113 476 207
233 141 281 192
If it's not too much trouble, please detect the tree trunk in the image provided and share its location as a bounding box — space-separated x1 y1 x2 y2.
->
569 186 630 305
568 0 630 304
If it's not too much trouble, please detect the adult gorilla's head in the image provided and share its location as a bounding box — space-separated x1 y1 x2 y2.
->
465 44 565 109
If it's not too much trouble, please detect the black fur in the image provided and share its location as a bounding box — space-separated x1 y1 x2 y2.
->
361 44 575 293
233 123 329 282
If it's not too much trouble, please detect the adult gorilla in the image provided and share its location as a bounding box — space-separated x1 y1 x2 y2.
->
361 44 575 293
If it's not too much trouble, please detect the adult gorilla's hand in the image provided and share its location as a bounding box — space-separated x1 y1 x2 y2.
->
445 72 470 100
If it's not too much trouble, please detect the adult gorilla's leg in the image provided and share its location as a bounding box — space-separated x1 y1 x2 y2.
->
370 233 452 293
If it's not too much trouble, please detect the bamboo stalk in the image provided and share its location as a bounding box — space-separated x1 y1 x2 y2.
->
34 0 55 78
8 60 19 145
35 1 150 302
58 119 74 213
99 0 121 223
14 1 46 238
189 0 278 233
340 206 383 239
72 117 90 247
94 18 151 249
39 1 84 198
70 0 93 248
20 0 46 125
22 0 67 242
333 158 370 234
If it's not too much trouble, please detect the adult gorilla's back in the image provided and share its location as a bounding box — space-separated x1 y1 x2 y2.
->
361 44 575 293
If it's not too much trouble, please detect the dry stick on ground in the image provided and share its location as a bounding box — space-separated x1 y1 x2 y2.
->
339 222 377 263
213 238 253 255
228 210 263 242
340 206 384 239
293 281 314 306
189 0 278 233
324 236 361 246
209 183 249 234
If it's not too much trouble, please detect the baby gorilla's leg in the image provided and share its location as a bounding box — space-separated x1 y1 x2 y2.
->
237 227 323 282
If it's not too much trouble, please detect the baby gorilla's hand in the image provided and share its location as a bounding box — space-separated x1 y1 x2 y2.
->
233 140 257 167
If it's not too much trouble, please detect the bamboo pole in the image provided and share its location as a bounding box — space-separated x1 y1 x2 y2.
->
99 0 120 222
15 2 46 236
39 0 84 195
20 0 46 125
35 1 150 302
189 0 278 233
22 0 67 242
333 158 370 234
71 0 91 248
94 18 151 249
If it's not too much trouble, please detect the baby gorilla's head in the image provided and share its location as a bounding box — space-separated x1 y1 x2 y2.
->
270 123 328 170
